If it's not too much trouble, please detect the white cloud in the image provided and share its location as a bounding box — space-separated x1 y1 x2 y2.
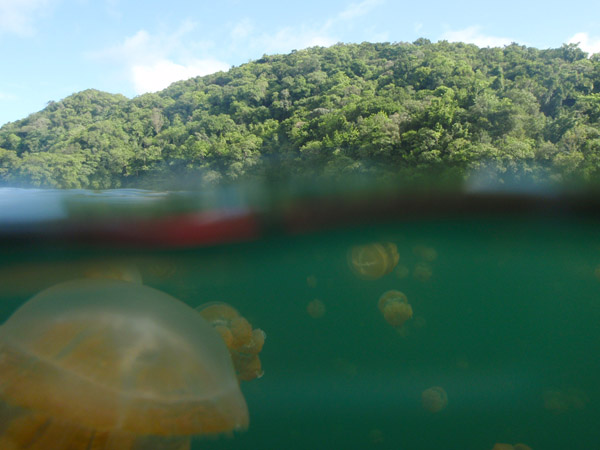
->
259 26 338 54
568 32 600 56
323 0 384 32
0 0 53 36
0 91 17 100
235 0 385 55
90 1 388 94
441 26 513 48
131 59 230 94
338 0 384 21
91 21 198 63
231 18 254 40
105 0 121 19
227 21 336 56
363 26 389 43
231 0 388 54
89 22 230 95
92 29 152 62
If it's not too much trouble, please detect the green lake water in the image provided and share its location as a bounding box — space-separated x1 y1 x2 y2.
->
1 190 599 449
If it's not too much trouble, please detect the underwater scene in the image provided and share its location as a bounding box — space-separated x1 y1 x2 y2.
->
0 189 599 449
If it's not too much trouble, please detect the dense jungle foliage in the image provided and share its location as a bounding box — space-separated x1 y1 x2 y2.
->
1 40 599 189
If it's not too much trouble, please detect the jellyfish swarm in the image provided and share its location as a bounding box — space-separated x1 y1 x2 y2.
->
421 386 448 413
197 303 266 382
348 242 399 280
378 290 413 329
0 280 248 450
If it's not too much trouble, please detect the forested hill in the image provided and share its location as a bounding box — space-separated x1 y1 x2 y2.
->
1 40 600 189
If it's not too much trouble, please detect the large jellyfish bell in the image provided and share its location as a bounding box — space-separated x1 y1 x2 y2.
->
0 279 248 449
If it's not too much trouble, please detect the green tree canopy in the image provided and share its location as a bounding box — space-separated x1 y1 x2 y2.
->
1 41 599 188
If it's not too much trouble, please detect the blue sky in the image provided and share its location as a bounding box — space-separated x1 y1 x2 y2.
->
1 0 599 126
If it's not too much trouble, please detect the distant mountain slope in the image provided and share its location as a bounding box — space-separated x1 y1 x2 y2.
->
1 41 599 188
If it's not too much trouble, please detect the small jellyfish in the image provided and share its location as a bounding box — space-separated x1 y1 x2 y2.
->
369 429 384 444
0 280 248 450
306 275 318 288
84 262 142 283
421 386 448 413
413 316 427 329
197 302 266 382
332 358 358 378
413 245 438 262
378 290 413 329
348 242 399 280
307 299 326 319
455 355 470 370
543 390 570 413
543 388 588 413
413 262 433 282
145 258 177 279
564 388 589 410
394 264 410 279
492 444 532 450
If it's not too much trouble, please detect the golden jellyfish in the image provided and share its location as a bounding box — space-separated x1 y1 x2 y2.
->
542 390 571 413
83 262 142 284
332 357 358 378
394 264 410 279
378 290 413 329
412 245 438 262
145 258 177 279
197 302 266 382
492 444 532 450
0 279 248 450
542 388 588 413
421 386 448 413
369 429 384 444
413 262 433 282
455 355 469 370
348 242 399 280
307 299 326 319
